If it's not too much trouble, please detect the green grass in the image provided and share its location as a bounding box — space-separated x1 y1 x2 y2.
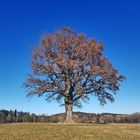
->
0 123 140 140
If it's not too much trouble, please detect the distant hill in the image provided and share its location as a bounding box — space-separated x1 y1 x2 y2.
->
48 112 140 123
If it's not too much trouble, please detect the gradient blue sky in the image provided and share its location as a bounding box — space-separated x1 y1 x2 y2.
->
0 0 140 115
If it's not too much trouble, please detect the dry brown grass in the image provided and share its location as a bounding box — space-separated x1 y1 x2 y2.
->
0 123 140 140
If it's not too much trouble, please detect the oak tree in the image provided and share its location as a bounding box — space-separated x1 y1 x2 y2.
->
23 27 125 123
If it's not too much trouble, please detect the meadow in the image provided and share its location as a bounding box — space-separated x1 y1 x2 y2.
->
0 123 140 140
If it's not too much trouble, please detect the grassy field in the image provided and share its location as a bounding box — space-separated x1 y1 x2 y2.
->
0 123 140 140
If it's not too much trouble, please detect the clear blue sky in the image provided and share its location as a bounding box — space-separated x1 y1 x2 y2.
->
0 0 140 115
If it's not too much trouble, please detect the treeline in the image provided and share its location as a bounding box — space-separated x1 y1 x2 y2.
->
0 109 49 123
0 109 140 123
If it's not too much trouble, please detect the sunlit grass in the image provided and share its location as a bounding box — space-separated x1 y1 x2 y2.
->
0 123 140 140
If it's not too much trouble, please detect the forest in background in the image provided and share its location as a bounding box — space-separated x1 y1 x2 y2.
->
0 109 140 123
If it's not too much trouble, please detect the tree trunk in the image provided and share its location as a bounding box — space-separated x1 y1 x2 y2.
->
65 103 73 123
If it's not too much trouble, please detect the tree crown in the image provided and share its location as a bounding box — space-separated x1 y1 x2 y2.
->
24 27 125 107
